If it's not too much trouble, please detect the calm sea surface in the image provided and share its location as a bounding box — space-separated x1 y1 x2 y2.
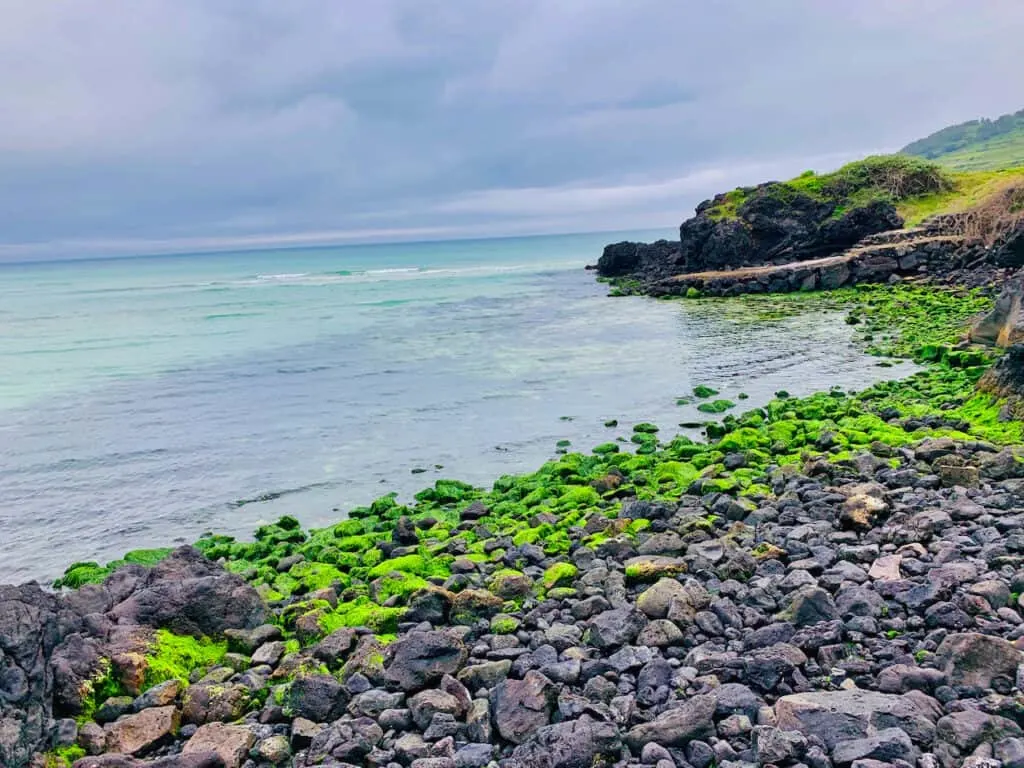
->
0 232 914 583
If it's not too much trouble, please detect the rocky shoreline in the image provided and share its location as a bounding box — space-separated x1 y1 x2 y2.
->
591 156 1023 299
5 269 1024 767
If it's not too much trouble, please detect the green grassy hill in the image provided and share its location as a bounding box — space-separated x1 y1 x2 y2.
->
902 107 1024 171
705 154 1024 227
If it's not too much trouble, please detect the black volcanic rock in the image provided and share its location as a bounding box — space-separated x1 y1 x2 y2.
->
597 186 902 285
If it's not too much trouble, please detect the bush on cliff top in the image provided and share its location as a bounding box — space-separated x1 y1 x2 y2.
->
710 154 953 220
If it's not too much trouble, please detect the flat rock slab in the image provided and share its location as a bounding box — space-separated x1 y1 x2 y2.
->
935 632 1023 689
775 689 939 749
104 706 179 756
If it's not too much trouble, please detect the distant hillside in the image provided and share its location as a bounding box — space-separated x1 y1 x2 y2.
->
902 107 1024 170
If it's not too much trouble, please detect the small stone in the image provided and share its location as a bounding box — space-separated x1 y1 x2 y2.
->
255 734 291 765
625 694 716 749
753 726 807 764
224 624 282 655
77 722 106 756
289 717 322 749
250 641 286 667
132 679 181 712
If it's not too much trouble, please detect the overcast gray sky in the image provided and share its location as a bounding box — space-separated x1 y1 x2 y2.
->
2 0 1023 259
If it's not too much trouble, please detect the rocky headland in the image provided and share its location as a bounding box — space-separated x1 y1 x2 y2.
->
6 159 1024 768
593 156 1024 297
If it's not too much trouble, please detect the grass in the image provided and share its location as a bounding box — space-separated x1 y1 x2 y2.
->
703 154 1024 230
902 107 1024 171
897 166 1024 226
707 155 952 222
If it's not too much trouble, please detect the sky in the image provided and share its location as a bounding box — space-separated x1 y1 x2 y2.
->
2 0 1024 260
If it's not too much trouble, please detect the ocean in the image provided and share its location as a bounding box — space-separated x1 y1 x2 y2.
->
0 231 914 584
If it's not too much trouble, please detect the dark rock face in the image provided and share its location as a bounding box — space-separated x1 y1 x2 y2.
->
686 194 900 272
0 584 61 768
0 548 266 768
509 716 621 767
595 240 681 279
108 547 266 637
384 630 468 692
596 191 901 284
980 343 1024 399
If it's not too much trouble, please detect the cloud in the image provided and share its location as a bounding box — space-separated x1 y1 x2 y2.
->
0 0 1023 259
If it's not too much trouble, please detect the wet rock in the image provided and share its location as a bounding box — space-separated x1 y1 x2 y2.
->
936 710 1021 767
78 722 107 755
491 671 557 744
250 641 285 667
182 723 255 768
409 689 463 731
405 587 454 625
255 734 291 765
132 679 182 712
841 494 888 530
752 726 807 764
789 586 839 627
223 624 281 655
624 556 688 582
74 755 224 768
289 717 322 749
304 717 383 764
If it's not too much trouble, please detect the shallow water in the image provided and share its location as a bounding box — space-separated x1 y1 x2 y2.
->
0 232 915 584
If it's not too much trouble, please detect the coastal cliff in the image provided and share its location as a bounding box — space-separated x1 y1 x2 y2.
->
596 155 1024 297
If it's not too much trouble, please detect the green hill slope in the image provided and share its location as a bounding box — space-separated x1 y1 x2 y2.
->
902 107 1024 170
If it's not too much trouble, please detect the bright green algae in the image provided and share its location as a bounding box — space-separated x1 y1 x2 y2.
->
57 284 1019 671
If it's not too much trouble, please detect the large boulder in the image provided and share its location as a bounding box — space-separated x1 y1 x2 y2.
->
775 689 940 749
103 706 179 756
597 184 902 285
509 716 622 767
490 671 557 745
384 630 468 692
624 694 716 749
935 632 1023 689
108 547 266 636
182 723 256 768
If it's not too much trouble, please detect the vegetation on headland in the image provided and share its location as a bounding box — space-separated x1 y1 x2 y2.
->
705 153 1024 228
49 282 1020 711
902 106 1024 171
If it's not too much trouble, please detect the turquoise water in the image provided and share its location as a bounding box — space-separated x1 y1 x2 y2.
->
0 232 914 583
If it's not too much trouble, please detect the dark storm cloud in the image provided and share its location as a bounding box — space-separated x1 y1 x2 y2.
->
0 0 1023 258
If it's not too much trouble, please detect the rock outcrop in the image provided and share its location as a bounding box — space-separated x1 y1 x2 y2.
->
972 277 1024 347
595 191 902 285
0 547 264 768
